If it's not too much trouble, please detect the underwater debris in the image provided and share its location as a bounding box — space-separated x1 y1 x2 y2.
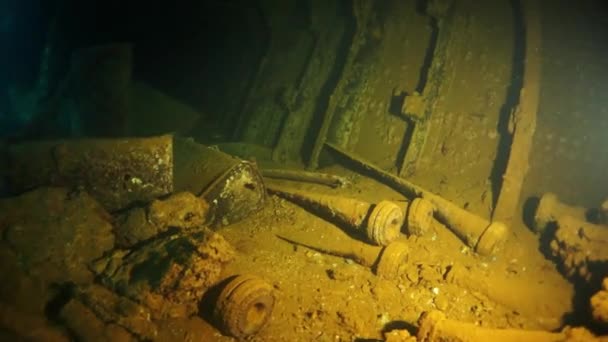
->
5 136 266 228
93 228 235 320
325 142 509 256
417 310 599 342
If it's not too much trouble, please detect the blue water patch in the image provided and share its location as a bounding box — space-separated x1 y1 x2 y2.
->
0 114 25 138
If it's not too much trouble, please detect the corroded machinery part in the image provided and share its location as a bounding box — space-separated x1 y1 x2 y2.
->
417 310 595 342
406 197 435 236
367 200 405 246
374 241 409 280
214 275 275 340
534 192 588 233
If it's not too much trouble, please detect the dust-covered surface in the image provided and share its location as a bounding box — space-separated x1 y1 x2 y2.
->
217 173 576 341
0 171 592 341
1 0 608 341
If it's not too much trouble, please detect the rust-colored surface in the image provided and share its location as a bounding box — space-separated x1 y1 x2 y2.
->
492 0 542 225
6 135 173 211
174 138 266 227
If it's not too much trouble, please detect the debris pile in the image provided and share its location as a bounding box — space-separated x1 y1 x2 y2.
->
550 215 608 283
0 135 274 340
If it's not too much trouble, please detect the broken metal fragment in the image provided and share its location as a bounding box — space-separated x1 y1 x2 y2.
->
214 274 275 340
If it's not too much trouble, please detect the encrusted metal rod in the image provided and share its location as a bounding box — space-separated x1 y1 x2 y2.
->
261 169 349 188
492 0 542 225
325 142 508 256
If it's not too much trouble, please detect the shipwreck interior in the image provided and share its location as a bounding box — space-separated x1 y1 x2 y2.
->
1 0 608 341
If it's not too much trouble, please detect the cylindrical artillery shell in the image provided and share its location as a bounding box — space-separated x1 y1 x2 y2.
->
214 275 275 340
267 184 403 246
278 227 408 280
